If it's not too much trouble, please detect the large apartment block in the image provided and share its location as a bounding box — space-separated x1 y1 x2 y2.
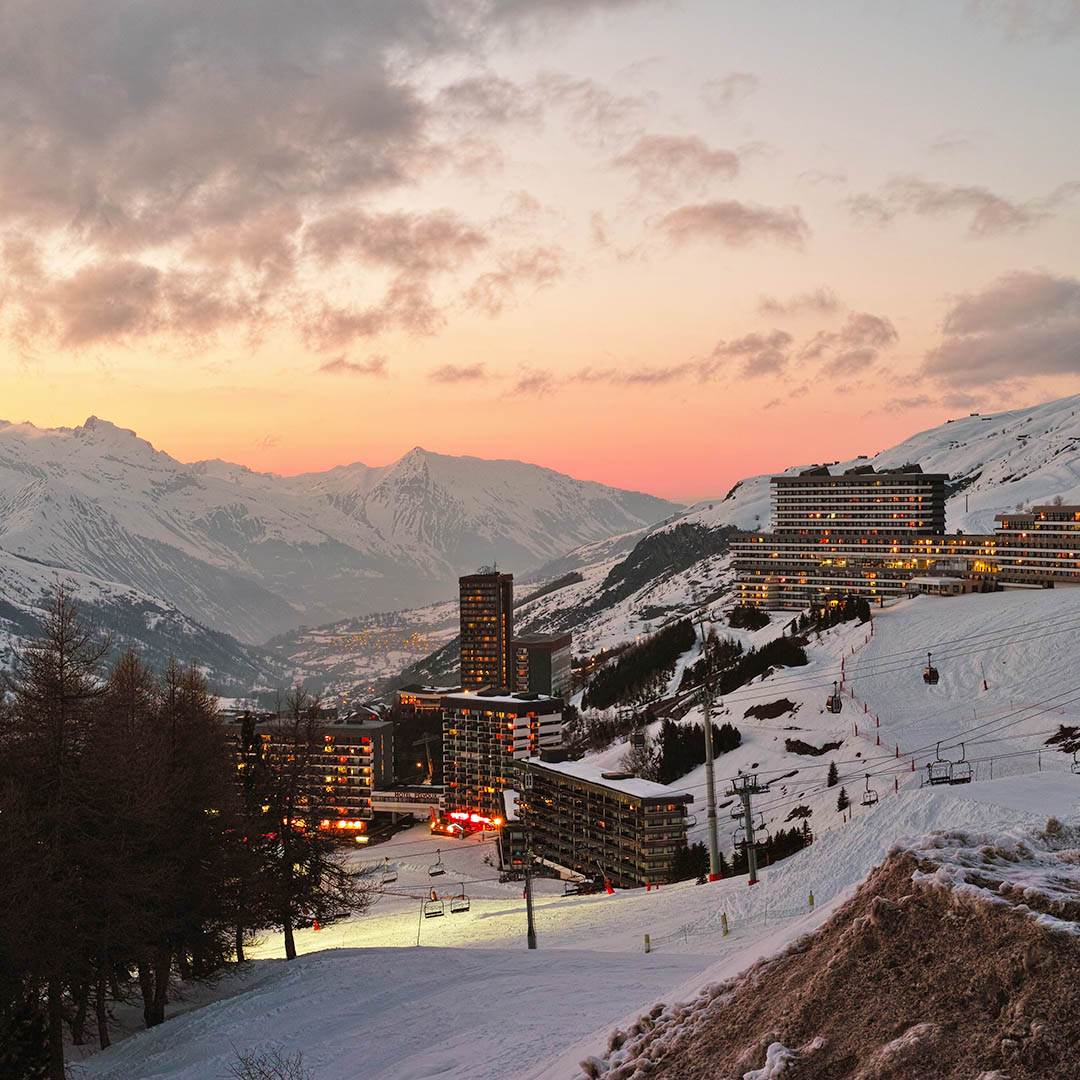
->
459 571 514 691
442 690 563 820
520 754 694 887
734 476 1080 609
772 463 947 535
228 715 393 836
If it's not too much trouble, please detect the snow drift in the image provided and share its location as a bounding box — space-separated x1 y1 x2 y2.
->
580 819 1080 1080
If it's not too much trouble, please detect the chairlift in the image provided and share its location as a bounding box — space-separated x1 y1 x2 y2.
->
949 743 972 785
826 680 844 714
926 743 951 786
450 887 471 914
923 651 940 685
423 898 444 918
380 857 397 885
428 849 447 877
861 773 879 807
631 729 646 750
754 813 772 847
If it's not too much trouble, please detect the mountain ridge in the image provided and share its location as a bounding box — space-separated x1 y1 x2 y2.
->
0 417 681 642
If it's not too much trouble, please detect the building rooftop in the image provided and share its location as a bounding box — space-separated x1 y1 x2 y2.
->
525 756 693 802
444 690 562 710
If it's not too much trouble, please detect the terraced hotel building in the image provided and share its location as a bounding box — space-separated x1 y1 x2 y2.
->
733 463 1080 608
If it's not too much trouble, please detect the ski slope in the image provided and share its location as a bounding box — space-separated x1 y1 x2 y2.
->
77 588 1080 1080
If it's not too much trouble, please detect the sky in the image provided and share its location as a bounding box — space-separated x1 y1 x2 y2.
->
2 0 1080 501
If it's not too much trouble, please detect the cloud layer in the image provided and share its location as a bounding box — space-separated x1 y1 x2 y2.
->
923 271 1080 385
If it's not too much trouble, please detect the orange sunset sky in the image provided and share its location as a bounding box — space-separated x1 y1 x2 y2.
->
3 1 1080 500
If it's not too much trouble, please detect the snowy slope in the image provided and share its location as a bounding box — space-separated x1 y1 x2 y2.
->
0 418 678 642
507 391 1080 663
74 769 1080 1080
0 549 281 692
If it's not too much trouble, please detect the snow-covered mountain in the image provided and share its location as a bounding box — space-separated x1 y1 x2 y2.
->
0 549 282 692
0 417 679 643
386 391 1080 684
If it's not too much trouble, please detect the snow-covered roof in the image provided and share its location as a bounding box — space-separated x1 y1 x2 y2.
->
909 577 963 587
525 757 693 803
445 691 562 711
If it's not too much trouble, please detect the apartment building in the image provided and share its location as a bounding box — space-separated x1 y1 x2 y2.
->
512 632 573 697
773 463 947 535
442 690 563 820
229 714 393 836
459 570 514 690
520 753 694 887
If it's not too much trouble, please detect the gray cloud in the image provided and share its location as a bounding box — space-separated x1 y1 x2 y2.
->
463 246 564 316
801 312 898 363
711 329 793 377
535 73 650 147
700 72 759 112
942 271 1080 335
966 1 1080 39
884 395 932 411
923 271 1080 385
511 368 556 395
317 353 389 376
0 0 642 353
798 169 848 186
848 175 1080 235
613 135 739 197
429 362 487 383
758 288 840 317
657 200 809 249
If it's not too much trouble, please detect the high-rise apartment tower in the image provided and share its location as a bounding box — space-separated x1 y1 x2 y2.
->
459 570 514 691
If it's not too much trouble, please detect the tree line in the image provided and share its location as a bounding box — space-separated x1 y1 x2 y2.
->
582 618 696 711
0 588 371 1080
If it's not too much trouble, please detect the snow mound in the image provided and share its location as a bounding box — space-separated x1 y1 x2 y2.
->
576 819 1080 1079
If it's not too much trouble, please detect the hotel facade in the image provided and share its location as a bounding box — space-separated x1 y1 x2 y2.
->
733 464 1080 609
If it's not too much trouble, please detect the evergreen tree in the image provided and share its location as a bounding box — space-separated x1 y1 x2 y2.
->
261 685 374 960
827 761 839 787
836 787 850 812
0 585 109 1078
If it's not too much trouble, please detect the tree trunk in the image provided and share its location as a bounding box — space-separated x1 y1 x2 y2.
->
71 982 89 1045
151 949 170 1026
137 959 154 1028
283 910 297 961
95 964 110 1050
235 923 246 963
47 979 65 1080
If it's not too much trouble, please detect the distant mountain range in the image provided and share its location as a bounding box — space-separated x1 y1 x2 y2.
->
0 417 680 650
375 391 1080 694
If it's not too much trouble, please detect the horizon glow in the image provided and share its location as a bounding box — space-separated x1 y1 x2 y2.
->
3 1 1080 501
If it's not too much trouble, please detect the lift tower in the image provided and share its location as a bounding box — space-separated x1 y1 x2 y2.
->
729 774 770 886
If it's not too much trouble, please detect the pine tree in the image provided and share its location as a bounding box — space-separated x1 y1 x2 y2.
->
0 585 109 1078
827 761 839 787
261 685 374 960
836 787 850 812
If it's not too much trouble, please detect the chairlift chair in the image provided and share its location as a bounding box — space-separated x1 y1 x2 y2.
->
423 898 444 918
949 743 972 784
428 849 447 877
450 888 471 914
923 651 940 685
380 857 397 885
826 681 844 714
631 729 646 750
754 813 772 848
861 773 879 807
926 743 951 785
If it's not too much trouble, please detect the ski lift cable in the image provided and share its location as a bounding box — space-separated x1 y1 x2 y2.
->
684 614 1080 704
